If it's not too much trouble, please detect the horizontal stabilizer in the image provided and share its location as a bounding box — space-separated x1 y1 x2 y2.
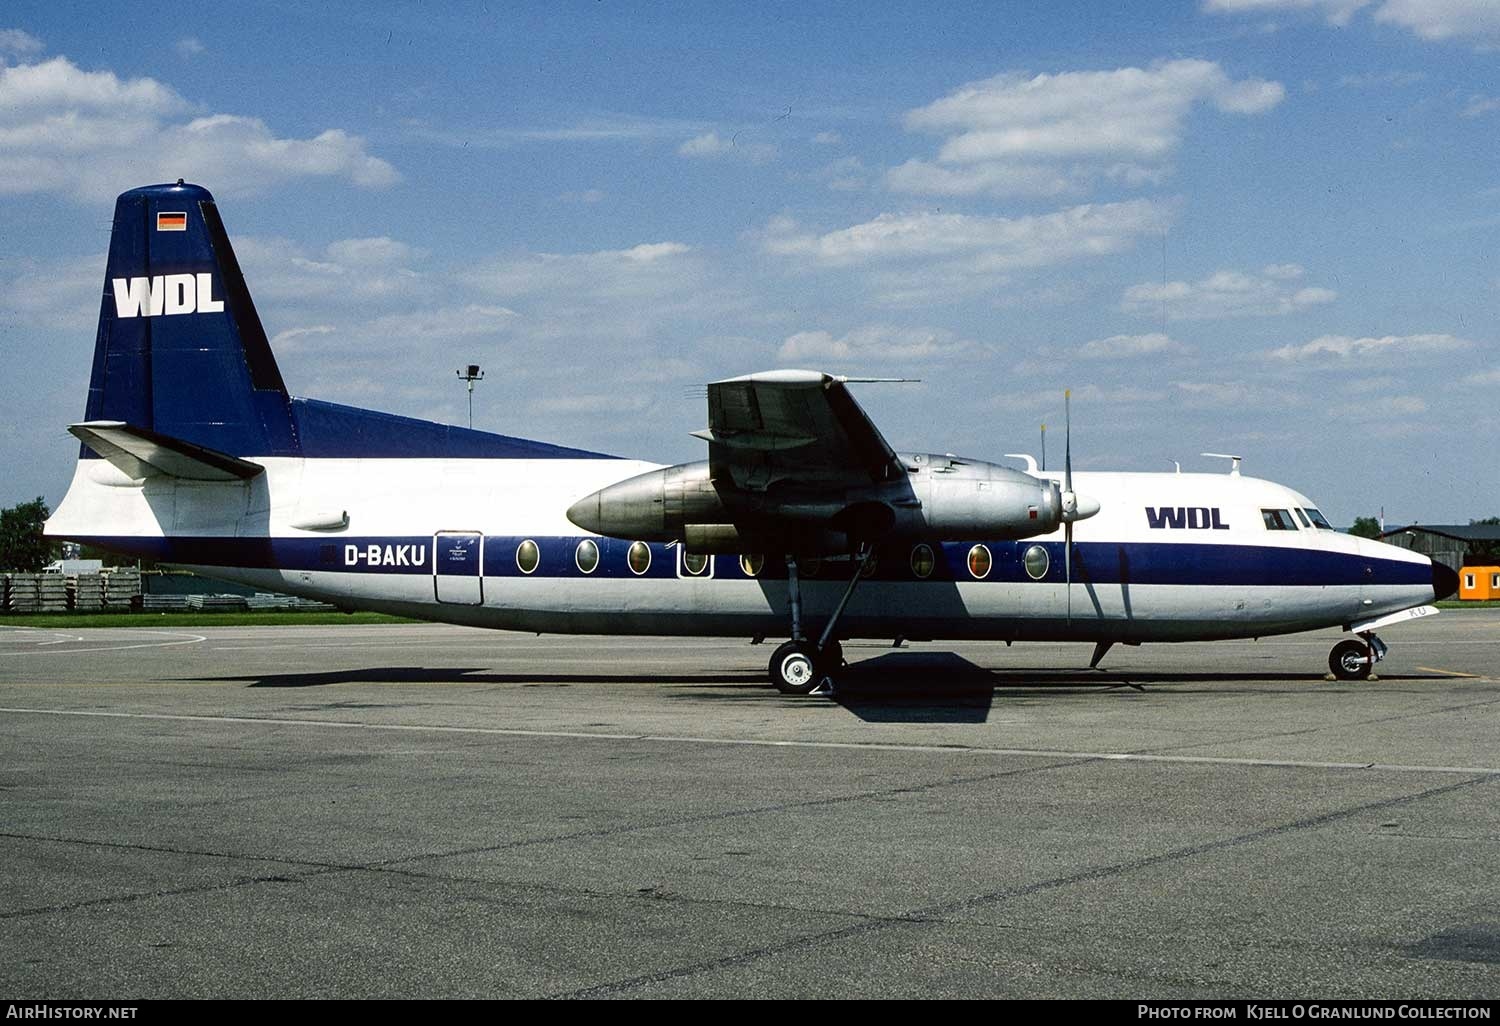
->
69 421 264 481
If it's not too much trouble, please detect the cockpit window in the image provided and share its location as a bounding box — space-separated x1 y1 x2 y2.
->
1261 509 1298 531
1293 508 1312 529
1303 508 1332 530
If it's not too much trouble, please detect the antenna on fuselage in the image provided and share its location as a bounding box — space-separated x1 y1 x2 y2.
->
1201 452 1242 477
1167 458 1181 474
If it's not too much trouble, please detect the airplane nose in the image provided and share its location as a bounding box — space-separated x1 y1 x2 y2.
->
1431 560 1459 601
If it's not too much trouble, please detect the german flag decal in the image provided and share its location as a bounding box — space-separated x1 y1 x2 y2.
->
157 211 187 231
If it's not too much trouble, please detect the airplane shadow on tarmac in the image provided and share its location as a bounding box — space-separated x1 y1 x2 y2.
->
195 652 1445 727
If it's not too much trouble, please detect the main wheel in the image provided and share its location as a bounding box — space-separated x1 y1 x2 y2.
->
1329 639 1372 681
769 640 821 694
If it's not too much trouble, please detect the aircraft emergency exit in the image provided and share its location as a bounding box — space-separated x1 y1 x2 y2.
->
45 182 1458 694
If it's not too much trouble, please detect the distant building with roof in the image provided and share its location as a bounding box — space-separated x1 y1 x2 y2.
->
1379 524 1500 573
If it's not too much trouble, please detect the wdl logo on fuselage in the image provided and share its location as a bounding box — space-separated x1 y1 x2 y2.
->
1145 506 1230 530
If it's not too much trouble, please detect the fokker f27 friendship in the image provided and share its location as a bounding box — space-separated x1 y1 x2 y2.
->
46 183 1457 694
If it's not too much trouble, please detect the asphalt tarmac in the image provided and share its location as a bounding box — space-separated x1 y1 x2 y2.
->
1 612 1497 999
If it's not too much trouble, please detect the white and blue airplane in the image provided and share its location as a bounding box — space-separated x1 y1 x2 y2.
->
45 182 1457 694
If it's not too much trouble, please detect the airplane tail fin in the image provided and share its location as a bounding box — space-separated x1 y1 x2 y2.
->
83 181 300 459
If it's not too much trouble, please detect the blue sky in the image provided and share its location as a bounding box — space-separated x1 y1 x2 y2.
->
2 1 1496 526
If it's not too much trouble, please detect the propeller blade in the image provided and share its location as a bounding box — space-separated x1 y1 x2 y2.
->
1064 389 1073 495
1064 389 1072 627
1065 520 1072 627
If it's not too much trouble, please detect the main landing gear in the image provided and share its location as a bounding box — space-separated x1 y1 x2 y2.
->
1328 633 1387 681
767 549 868 695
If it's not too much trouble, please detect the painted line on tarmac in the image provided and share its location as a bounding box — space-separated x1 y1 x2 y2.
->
2 706 1498 777
0 631 206 655
1416 666 1483 678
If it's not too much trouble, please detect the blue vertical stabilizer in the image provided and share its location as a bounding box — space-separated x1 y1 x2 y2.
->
84 182 300 458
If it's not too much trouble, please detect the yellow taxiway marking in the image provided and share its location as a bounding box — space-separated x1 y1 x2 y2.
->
1416 666 1482 678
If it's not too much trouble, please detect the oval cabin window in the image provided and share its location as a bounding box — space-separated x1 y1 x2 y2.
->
968 544 992 580
516 539 540 574
575 539 599 574
910 544 935 579
628 541 651 575
1023 544 1049 581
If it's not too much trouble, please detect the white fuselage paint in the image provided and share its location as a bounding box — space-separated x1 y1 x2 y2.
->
46 455 1437 643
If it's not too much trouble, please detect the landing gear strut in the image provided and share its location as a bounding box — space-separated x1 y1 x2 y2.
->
1329 633 1387 681
767 549 868 695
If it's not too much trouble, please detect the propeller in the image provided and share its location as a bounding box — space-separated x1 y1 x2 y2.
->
1059 389 1101 626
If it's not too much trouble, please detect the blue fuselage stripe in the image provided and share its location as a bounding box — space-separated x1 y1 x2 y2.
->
73 535 1431 588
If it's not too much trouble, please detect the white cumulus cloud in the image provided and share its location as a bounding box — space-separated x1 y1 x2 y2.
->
1374 0 1500 46
1269 333 1474 361
778 324 971 363
677 130 777 165
1202 0 1372 26
1079 332 1190 359
888 59 1283 198
765 199 1168 269
0 54 397 201
1123 265 1336 320
0 28 45 56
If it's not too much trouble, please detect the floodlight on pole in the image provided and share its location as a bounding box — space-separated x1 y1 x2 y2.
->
457 364 484 429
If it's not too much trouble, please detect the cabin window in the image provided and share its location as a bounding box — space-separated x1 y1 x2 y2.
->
1304 508 1333 530
682 550 710 577
575 539 599 574
739 553 764 577
968 544 992 580
910 543 935 579
627 541 651 575
1023 544 1048 580
1261 509 1298 531
1464 573 1475 590
1293 508 1312 529
797 556 821 578
516 539 540 574
1492 573 1499 590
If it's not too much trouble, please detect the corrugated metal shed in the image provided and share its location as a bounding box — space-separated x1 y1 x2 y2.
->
1380 524 1500 572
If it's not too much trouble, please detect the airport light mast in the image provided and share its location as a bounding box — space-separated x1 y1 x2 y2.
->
457 364 484 429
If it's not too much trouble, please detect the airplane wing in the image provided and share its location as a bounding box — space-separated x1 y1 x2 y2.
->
694 370 906 493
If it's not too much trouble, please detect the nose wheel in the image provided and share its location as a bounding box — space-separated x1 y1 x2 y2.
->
1329 633 1386 681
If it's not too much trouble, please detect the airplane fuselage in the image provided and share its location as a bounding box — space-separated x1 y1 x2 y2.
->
48 452 1437 644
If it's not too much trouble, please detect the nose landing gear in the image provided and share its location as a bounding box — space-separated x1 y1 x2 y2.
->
1328 633 1387 681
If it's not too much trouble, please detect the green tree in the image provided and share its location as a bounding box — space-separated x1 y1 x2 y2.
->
1348 516 1382 539
0 497 57 571
1468 517 1500 563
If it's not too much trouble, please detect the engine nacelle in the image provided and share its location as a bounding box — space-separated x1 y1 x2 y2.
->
905 456 1063 540
566 454 1081 549
567 461 723 541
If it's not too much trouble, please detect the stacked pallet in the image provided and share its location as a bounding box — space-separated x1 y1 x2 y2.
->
7 573 71 613
141 594 190 612
69 573 106 611
103 568 142 609
185 594 249 612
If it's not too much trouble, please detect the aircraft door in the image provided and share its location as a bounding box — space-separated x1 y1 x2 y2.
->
434 531 483 605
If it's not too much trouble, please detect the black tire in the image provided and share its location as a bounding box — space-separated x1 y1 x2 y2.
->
1329 639 1372 681
769 640 821 694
